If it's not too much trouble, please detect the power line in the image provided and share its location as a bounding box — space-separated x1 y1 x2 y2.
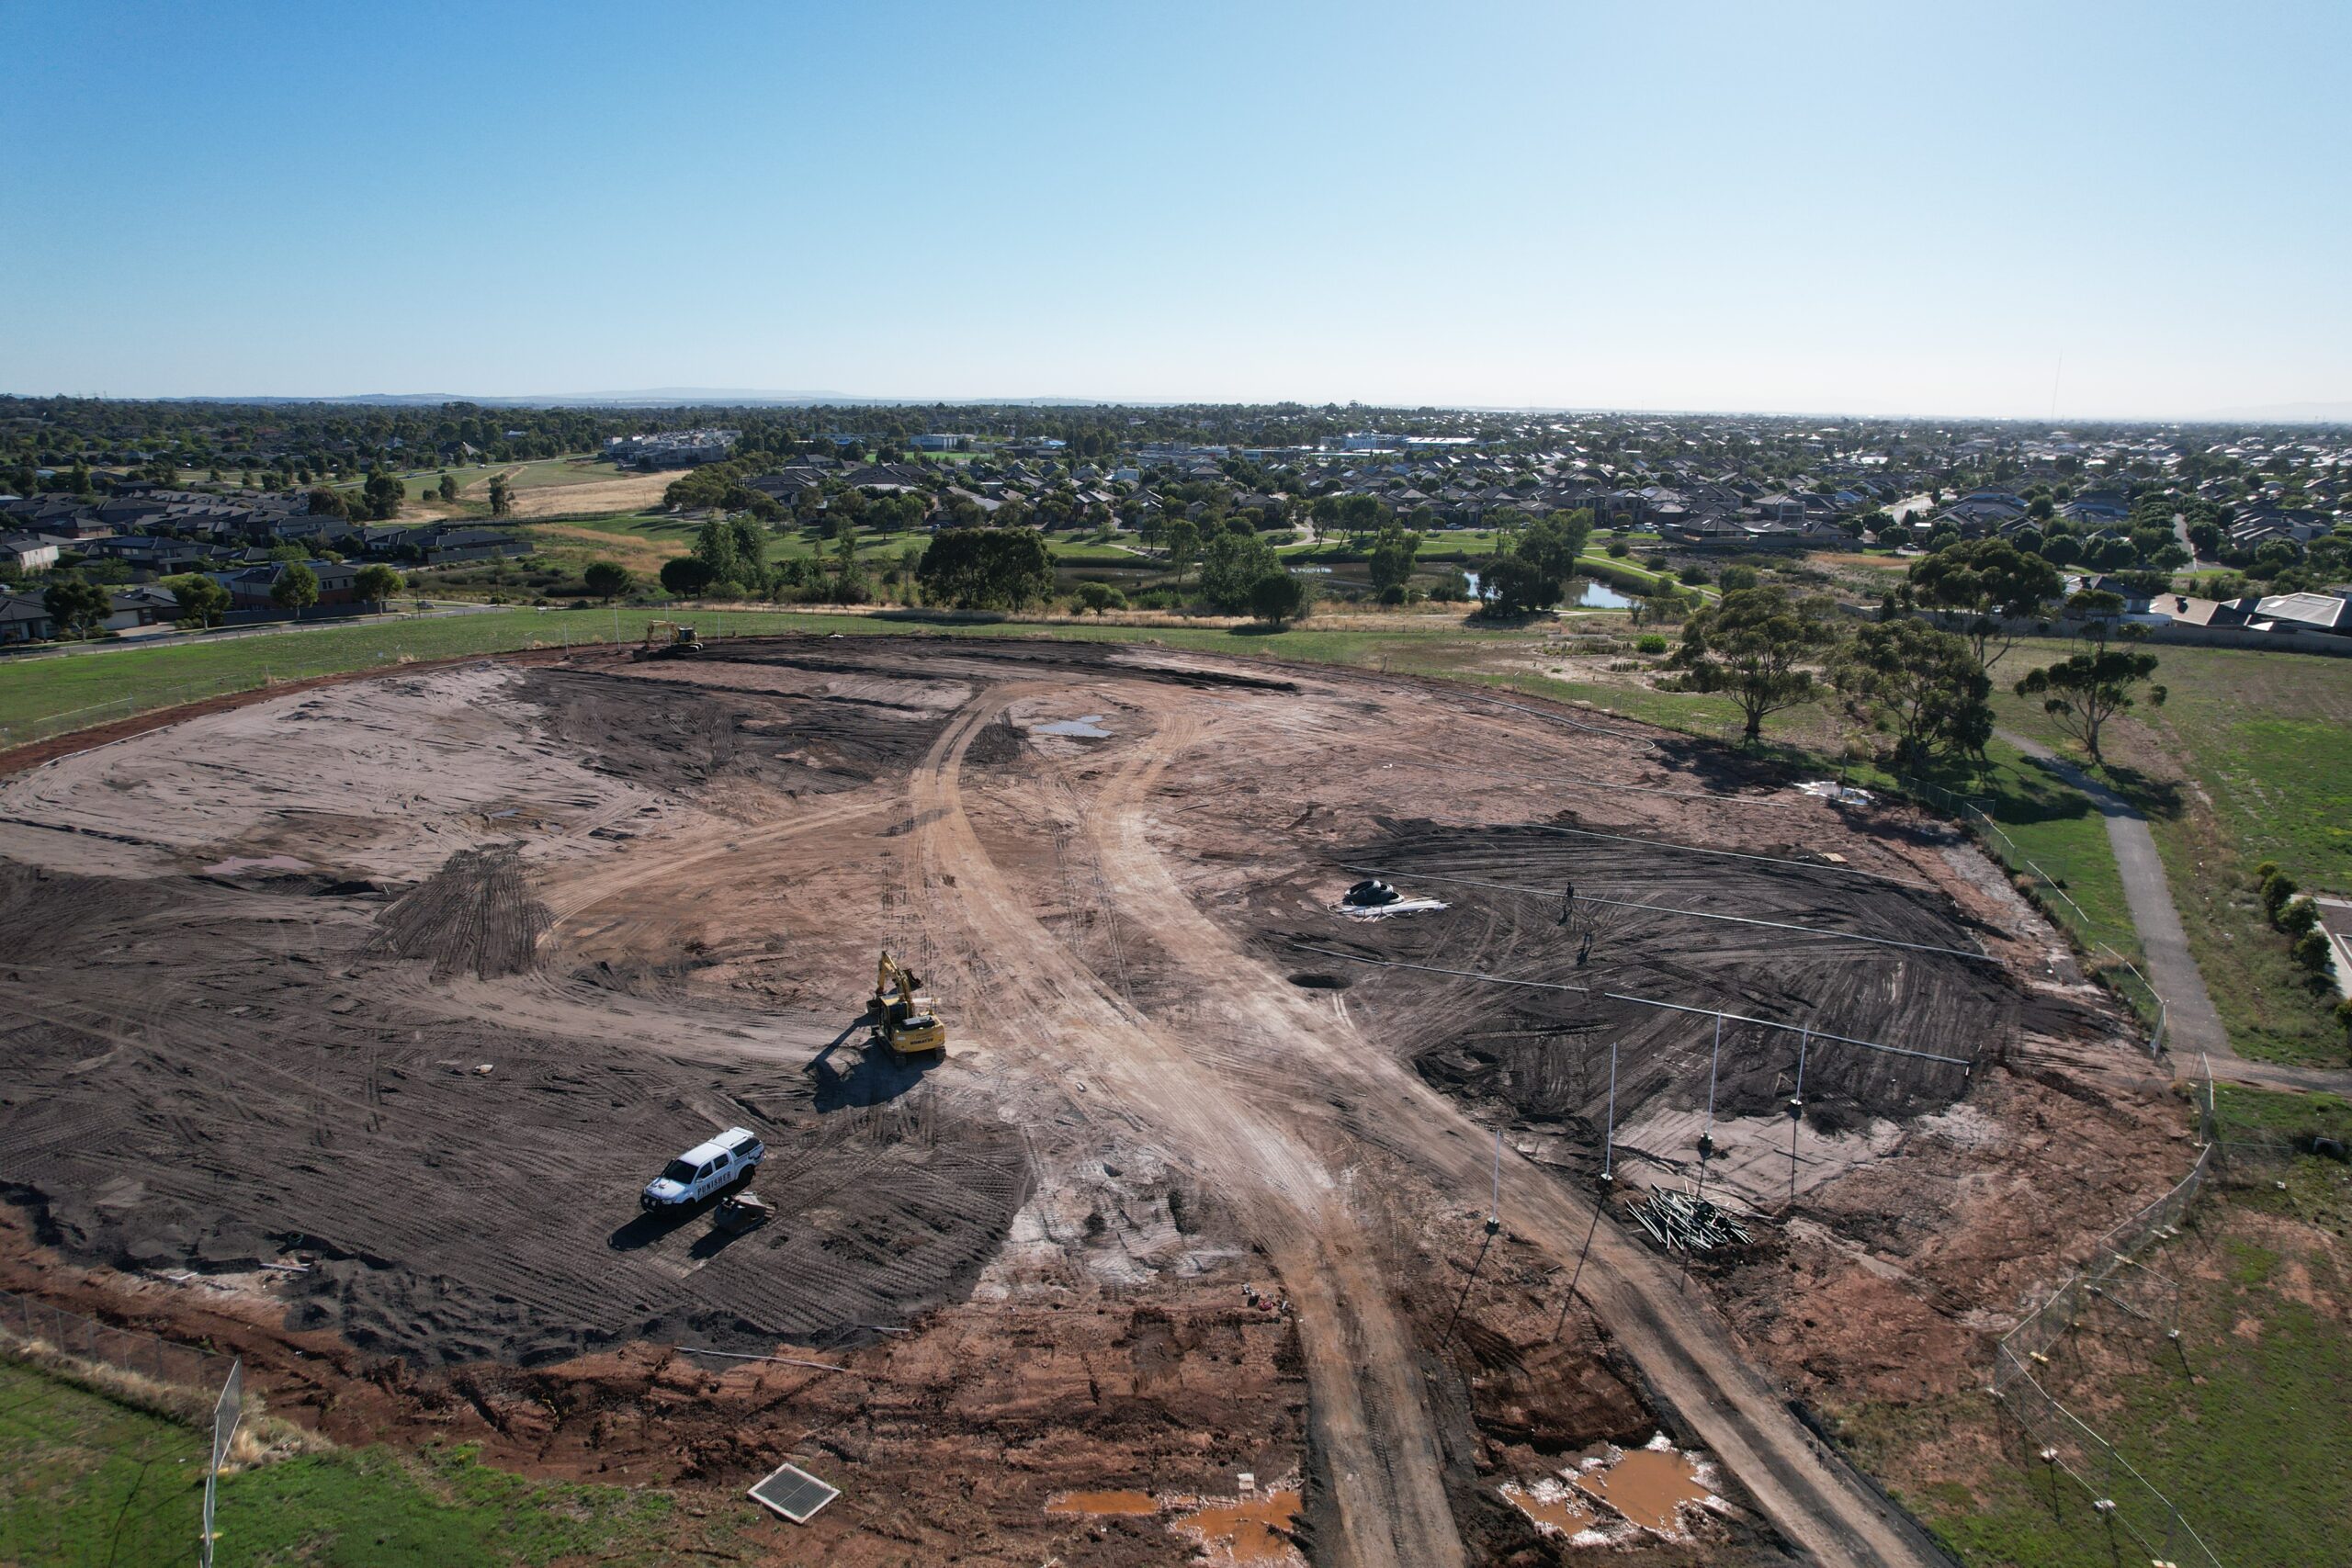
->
1339 864 1997 964
1285 942 1973 1067
1527 821 1939 891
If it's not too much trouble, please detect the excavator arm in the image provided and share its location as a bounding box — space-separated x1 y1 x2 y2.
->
867 950 946 1057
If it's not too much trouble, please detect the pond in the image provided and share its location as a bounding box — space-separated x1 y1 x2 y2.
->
1461 570 1634 610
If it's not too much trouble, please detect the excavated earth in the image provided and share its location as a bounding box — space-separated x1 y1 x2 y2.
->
0 635 2190 1567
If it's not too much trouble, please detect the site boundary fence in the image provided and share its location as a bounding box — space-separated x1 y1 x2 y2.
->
0 603 773 752
1983 1061 2320 1568
0 1282 232 1393
1897 773 2166 1054
0 1283 243 1567
202 1359 243 1568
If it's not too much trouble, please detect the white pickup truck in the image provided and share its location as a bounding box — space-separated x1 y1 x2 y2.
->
639 1126 766 1212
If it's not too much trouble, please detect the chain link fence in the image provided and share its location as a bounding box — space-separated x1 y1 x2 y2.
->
0 603 845 754
202 1359 244 1568
0 1284 243 1567
0 1282 232 1392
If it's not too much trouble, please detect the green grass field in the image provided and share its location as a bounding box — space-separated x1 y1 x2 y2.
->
1840 1122 2352 1568
0 1357 205 1568
0 1358 695 1567
216 1443 681 1567
0 608 847 740
1991 639 2352 1063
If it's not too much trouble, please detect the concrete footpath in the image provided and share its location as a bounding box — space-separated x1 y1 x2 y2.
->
1998 728 2352 1092
1996 729 2228 1055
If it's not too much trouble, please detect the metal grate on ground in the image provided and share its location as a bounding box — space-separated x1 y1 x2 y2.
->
748 1461 840 1525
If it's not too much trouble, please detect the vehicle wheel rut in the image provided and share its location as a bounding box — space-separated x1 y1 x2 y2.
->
906 688 1468 1568
1071 684 1949 1568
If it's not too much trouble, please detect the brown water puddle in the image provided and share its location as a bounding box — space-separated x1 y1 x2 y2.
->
1046 1489 1160 1517
1569 1445 1711 1536
1170 1487 1303 1565
1499 1480 1600 1538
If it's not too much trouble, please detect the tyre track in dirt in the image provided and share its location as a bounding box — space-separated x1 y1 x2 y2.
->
907 687 1469 1568
1080 682 1950 1568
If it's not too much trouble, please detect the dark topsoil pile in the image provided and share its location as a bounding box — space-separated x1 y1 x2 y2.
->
1261 818 2105 1145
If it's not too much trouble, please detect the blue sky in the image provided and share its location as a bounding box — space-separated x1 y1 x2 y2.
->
4 0 2346 417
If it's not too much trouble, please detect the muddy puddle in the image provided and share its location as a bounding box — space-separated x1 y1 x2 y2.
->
1573 1441 1711 1534
1506 1436 1718 1545
1170 1486 1302 1564
1499 1478 1601 1538
1045 1482 1302 1563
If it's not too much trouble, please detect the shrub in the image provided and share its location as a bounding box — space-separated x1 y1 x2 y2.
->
1073 581 1126 616
2292 929 2333 972
2278 897 2322 938
2261 868 2301 921
1606 539 1632 558
1634 633 1668 654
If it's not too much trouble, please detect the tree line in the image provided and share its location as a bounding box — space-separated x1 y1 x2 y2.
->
1669 539 2164 771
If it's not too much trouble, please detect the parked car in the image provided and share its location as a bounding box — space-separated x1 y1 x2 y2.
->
639 1126 765 1212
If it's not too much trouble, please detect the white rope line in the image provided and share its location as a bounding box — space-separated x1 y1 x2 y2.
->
1287 943 1974 1066
1340 864 1997 964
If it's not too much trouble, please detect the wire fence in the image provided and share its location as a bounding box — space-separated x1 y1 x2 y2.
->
0 1282 232 1392
203 1359 244 1568
1984 1062 2317 1568
0 601 874 754
1897 773 2167 1052
0 1284 243 1567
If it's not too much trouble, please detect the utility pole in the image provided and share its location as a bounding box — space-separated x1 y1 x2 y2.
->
1602 1039 1618 1182
1442 1129 1505 1348
1684 1014 1724 1292
1787 1026 1809 1205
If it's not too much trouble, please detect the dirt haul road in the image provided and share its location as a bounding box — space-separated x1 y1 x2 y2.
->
0 634 2126 1566
899 671 1943 1568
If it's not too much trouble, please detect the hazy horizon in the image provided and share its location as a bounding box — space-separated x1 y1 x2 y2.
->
5 1 2346 422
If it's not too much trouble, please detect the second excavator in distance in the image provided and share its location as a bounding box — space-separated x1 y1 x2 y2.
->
867 950 947 1059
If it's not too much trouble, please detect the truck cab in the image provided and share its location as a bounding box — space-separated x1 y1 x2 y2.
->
640 1126 765 1212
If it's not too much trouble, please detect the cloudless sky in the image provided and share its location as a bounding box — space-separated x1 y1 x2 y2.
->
4 0 2346 417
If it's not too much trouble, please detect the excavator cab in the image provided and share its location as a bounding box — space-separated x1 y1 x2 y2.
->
867 950 947 1059
633 620 702 660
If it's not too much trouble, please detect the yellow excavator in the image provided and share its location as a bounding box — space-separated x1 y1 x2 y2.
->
867 950 947 1058
632 620 702 661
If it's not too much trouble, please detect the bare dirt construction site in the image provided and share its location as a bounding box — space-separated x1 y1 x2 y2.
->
0 634 2194 1566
